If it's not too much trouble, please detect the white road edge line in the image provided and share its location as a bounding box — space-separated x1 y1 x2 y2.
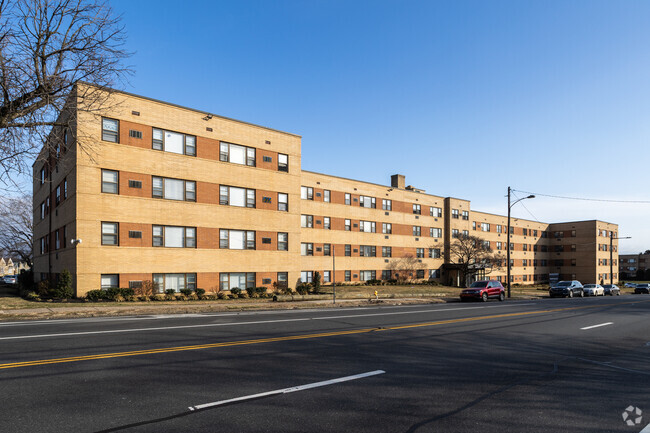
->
0 303 538 340
188 370 386 411
580 322 613 330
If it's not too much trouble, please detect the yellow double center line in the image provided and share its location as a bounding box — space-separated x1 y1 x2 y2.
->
1 300 647 370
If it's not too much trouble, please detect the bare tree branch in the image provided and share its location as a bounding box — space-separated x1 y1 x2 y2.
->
445 234 503 286
0 194 33 266
0 0 131 187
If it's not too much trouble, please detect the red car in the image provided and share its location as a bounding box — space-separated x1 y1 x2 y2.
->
460 280 506 302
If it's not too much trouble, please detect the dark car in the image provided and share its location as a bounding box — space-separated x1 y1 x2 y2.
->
602 284 620 296
460 280 505 302
634 283 650 294
549 280 584 298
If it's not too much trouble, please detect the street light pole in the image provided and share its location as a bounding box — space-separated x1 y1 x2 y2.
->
506 187 535 298
332 245 336 304
610 233 632 284
507 187 511 298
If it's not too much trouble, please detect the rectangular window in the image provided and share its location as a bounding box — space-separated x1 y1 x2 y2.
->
277 272 288 288
345 219 351 231
278 232 288 251
430 207 442 217
324 190 331 202
55 231 60 250
278 153 288 172
345 193 351 205
380 199 392 211
359 221 376 233
219 185 255 207
324 217 331 230
40 167 46 185
300 271 313 283
101 170 119 194
102 118 119 142
430 227 442 238
101 274 119 289
382 246 392 257
430 248 441 259
278 193 288 211
154 273 197 293
416 248 424 258
472 221 477 230
382 223 392 234
219 142 255 166
452 209 459 219
413 204 421 215
359 196 376 208
323 243 331 256
301 215 314 228
101 222 118 245
345 245 351 256
152 177 195 201
301 186 314 200
153 226 196 248
323 271 331 283
220 229 255 250
381 270 391 280
496 242 502 250
55 185 61 205
301 243 314 256
497 225 502 233
462 211 469 220
345 270 351 281
360 270 376 281
413 226 421 236
359 245 376 257
481 223 490 232
416 269 425 279
452 229 459 238
429 269 438 279
463 230 469 237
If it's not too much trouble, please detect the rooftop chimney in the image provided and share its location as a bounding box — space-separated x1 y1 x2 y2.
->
391 174 405 189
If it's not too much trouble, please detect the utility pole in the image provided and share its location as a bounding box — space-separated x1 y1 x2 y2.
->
332 244 336 304
507 187 511 298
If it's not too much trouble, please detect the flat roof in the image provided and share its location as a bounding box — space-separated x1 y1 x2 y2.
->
81 82 302 138
301 170 446 201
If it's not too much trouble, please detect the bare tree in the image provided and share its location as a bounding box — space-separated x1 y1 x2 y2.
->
386 254 426 283
0 194 32 266
0 0 130 185
446 234 502 286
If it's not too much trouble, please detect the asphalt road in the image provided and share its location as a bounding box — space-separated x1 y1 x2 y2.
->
1 295 650 432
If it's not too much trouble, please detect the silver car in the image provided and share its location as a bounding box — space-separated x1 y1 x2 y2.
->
602 284 620 296
2 275 17 284
583 284 604 296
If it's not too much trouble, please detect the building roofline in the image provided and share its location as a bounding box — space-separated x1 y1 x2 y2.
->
301 169 446 201
546 219 618 226
471 209 546 225
79 82 302 138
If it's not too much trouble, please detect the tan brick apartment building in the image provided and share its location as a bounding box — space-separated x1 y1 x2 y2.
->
32 86 620 296
619 253 650 280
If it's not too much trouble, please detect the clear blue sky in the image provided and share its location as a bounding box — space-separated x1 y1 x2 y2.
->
112 0 650 253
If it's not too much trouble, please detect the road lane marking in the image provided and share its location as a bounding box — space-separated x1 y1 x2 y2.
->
640 423 650 433
1 299 649 370
188 370 386 411
0 304 533 340
580 322 613 330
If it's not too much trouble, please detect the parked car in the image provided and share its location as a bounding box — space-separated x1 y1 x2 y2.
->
602 284 621 296
2 275 17 284
460 280 505 302
583 284 605 296
634 283 650 294
549 280 584 298
624 282 637 288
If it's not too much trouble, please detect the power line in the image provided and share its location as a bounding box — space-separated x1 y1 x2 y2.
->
513 189 650 204
512 191 541 223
